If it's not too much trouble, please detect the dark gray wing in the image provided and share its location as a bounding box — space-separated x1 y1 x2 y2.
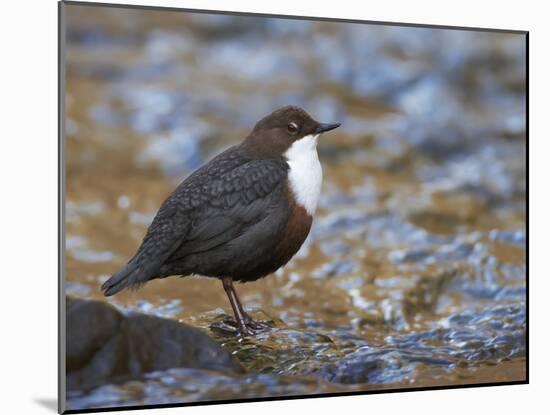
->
165 159 289 261
101 147 288 295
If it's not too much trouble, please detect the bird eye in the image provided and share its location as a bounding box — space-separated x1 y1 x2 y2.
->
287 122 299 134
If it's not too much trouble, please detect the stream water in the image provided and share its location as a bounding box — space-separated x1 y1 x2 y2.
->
63 5 526 410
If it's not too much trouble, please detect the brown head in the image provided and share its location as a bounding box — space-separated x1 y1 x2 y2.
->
242 106 340 159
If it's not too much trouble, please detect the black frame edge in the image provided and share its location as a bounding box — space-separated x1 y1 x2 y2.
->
58 1 67 413
61 0 528 34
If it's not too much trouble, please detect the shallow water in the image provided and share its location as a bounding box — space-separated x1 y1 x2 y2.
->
63 5 526 410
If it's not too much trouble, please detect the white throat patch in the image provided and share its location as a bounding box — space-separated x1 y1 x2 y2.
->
284 134 322 215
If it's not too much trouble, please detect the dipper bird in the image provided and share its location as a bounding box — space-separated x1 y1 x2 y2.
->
101 106 340 335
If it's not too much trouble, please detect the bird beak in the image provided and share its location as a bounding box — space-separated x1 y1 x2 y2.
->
315 122 341 134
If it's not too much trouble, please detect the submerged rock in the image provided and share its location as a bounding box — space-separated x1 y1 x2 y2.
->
66 296 243 391
67 367 343 410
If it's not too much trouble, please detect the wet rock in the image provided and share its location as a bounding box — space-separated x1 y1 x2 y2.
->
312 259 358 278
66 296 123 374
65 282 92 296
489 229 526 246
389 248 431 263
67 367 343 410
324 303 525 385
66 296 242 391
319 239 352 257
408 211 464 235
323 347 453 385
312 210 372 239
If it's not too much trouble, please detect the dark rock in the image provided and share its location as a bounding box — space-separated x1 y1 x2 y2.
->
66 296 123 373
66 296 243 391
324 347 453 385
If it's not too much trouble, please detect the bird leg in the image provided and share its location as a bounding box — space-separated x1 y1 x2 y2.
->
220 277 272 335
221 277 253 335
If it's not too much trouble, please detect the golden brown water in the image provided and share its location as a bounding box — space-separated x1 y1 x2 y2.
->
63 4 526 410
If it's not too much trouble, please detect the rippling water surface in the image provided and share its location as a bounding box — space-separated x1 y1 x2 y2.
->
63 4 526 410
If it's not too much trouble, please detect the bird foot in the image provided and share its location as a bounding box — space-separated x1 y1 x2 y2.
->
210 314 274 337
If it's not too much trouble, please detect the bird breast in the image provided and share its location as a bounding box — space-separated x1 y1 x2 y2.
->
284 134 323 216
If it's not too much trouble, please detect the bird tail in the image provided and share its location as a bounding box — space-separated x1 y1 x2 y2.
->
101 260 147 296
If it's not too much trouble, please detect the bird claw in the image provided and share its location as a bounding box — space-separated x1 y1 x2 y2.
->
210 314 274 336
243 317 272 331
